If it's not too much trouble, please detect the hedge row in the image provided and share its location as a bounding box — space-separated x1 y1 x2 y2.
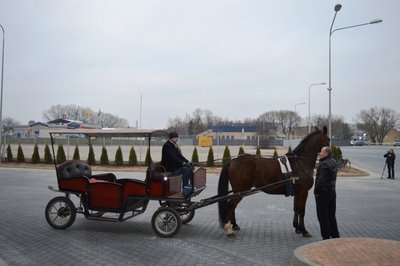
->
5 144 281 167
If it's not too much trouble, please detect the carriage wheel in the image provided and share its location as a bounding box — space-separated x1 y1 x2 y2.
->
180 210 195 225
45 196 76 230
151 207 181 238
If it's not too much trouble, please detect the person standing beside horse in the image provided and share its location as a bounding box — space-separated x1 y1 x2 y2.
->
314 146 340 240
161 131 193 197
384 149 396 179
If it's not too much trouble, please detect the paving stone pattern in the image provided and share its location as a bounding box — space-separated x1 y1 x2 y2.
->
300 238 400 266
0 168 399 266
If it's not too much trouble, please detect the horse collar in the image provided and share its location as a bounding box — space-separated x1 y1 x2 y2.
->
279 155 292 174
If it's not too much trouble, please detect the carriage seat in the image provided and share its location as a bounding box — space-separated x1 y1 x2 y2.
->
144 162 182 197
146 162 169 180
57 160 116 192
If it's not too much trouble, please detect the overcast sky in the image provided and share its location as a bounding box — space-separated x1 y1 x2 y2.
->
0 0 398 129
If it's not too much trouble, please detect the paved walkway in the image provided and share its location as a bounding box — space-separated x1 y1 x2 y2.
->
0 167 399 265
292 237 400 266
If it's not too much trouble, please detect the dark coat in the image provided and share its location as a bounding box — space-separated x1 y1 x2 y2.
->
161 140 189 172
384 152 396 165
314 156 338 195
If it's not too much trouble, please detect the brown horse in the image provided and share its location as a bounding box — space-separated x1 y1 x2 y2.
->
218 126 329 237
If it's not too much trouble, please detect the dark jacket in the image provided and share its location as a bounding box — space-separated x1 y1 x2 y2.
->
314 156 338 195
384 152 396 165
161 140 189 172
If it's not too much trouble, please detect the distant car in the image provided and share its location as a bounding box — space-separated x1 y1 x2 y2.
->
394 140 400 146
354 140 367 146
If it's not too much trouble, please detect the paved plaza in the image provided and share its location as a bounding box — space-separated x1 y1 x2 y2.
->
0 166 399 265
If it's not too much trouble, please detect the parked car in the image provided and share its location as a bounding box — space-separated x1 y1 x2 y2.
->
394 140 400 146
354 140 367 146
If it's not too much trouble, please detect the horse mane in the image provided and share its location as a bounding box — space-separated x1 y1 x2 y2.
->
291 129 322 156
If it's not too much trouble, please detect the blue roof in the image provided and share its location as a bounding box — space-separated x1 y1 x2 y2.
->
209 125 258 133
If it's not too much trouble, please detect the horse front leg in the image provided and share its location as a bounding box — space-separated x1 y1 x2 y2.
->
298 207 312 237
293 208 300 234
294 193 312 237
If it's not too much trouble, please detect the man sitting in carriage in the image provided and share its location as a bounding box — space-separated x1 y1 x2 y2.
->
161 131 194 198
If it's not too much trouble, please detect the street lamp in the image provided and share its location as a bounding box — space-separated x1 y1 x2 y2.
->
308 82 326 133
0 24 5 162
328 3 382 145
294 102 305 113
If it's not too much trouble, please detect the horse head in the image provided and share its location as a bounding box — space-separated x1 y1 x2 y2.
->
292 125 329 162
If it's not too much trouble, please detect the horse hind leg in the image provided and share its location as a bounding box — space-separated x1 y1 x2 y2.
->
224 197 242 236
231 212 241 231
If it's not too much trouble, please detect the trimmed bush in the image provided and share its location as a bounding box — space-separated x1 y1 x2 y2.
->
238 146 245 156
222 145 231 165
44 144 53 164
256 146 261 156
87 144 96 165
287 146 292 154
332 145 342 163
17 144 25 162
272 148 278 159
31 144 40 164
100 146 109 165
56 144 66 164
206 147 215 167
72 145 80 160
6 144 13 162
145 147 152 167
191 147 199 164
128 146 137 166
115 146 123 166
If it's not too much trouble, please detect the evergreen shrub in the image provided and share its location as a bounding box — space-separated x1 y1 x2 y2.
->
31 144 40 164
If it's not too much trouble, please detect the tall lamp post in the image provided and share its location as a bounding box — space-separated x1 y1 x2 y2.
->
328 3 382 145
294 102 305 113
0 24 5 162
308 82 326 133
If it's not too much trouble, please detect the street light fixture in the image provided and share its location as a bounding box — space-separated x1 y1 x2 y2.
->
328 4 382 145
294 102 305 113
308 82 326 133
0 24 5 162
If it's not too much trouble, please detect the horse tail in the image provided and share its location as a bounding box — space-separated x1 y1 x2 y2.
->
218 162 230 227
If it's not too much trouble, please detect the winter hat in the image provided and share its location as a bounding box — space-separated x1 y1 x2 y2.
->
168 131 179 139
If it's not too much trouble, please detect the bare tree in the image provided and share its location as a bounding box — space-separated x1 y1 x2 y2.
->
276 110 301 139
43 104 128 128
312 114 353 140
98 113 129 128
2 117 20 134
258 111 279 132
167 108 224 135
356 107 399 144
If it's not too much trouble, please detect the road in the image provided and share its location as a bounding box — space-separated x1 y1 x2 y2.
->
0 147 400 265
341 145 400 177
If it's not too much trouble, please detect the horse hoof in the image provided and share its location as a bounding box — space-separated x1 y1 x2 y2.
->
224 222 235 236
295 229 302 234
303 232 312 237
232 225 241 231
227 232 235 237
